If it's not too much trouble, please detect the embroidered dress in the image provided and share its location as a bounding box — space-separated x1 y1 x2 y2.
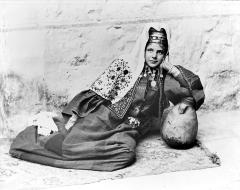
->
9 65 204 171
9 23 205 171
9 69 160 171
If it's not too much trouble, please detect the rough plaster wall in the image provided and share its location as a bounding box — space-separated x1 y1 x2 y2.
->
1 1 240 137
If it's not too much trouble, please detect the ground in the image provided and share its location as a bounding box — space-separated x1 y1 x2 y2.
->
1 110 240 190
52 110 240 190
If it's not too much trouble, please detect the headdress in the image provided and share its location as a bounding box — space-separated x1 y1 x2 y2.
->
147 27 168 53
90 23 171 104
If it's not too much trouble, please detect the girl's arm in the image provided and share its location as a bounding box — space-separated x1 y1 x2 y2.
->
162 61 205 111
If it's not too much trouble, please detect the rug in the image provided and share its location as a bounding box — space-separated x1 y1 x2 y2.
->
0 134 220 190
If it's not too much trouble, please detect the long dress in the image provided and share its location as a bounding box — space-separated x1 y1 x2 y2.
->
9 66 205 171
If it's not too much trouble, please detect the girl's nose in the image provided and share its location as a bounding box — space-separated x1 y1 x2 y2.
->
152 52 157 59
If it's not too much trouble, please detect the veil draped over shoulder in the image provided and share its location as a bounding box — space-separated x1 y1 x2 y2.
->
90 23 171 104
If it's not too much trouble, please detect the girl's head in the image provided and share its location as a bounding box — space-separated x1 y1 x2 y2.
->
144 27 168 68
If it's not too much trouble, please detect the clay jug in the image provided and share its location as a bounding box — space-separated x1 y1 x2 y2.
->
160 103 198 149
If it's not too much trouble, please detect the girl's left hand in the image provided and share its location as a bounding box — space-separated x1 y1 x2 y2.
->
160 58 174 72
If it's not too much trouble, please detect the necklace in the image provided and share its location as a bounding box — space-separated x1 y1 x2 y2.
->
140 65 159 87
145 66 158 87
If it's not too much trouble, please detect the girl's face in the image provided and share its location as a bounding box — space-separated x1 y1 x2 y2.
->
145 43 166 68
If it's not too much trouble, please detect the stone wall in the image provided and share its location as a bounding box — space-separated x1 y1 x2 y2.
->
1 0 240 137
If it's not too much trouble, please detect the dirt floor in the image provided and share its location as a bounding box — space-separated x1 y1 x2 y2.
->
77 110 240 190
1 110 240 190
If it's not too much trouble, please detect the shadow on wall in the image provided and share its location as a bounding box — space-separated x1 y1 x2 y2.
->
0 72 68 138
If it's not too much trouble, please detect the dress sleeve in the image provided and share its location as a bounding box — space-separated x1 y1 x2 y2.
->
164 65 205 110
62 89 105 118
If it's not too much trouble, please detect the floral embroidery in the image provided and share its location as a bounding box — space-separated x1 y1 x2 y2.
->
107 77 140 119
90 59 132 102
107 87 134 119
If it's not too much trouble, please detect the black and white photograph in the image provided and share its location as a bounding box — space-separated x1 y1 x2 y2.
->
0 0 240 190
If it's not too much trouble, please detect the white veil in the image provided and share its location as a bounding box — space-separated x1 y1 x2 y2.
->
90 22 171 104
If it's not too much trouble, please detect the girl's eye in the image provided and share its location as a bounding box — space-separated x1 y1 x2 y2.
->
147 48 153 52
157 50 164 54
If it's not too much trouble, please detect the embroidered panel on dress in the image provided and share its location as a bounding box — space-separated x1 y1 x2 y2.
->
107 77 141 119
90 59 132 101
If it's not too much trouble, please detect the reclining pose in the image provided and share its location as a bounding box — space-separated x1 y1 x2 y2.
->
9 23 205 171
